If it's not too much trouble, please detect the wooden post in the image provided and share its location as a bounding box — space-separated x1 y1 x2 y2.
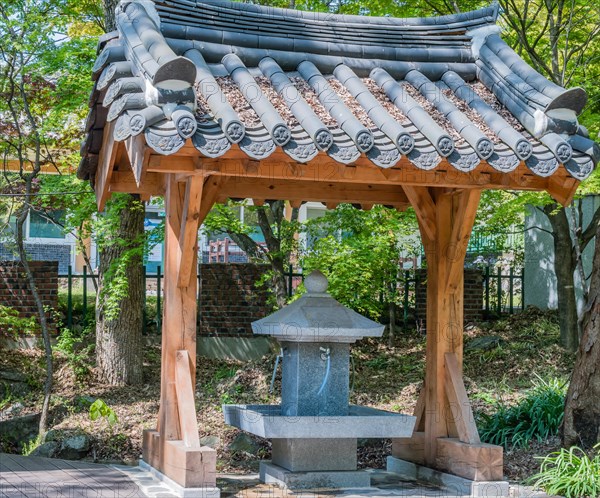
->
143 174 218 489
393 187 503 482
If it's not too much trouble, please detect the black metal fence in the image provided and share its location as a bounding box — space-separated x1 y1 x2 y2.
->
58 265 525 332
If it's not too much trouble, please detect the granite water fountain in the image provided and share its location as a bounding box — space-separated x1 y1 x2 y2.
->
223 270 416 489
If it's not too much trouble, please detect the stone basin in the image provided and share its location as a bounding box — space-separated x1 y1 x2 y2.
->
223 404 416 439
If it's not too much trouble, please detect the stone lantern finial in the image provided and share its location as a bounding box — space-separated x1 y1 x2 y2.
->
304 270 328 294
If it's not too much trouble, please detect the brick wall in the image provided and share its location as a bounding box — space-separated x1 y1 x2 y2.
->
198 263 270 336
0 243 72 273
0 261 59 332
415 268 483 323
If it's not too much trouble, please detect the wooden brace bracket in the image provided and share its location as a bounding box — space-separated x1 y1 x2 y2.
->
174 350 200 448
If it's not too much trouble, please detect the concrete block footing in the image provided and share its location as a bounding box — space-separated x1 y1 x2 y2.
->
260 461 371 490
386 456 510 497
139 460 220 498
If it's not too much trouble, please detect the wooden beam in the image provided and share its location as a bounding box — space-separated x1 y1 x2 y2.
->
178 176 204 288
289 199 303 209
146 153 562 192
253 199 265 207
444 353 480 445
95 121 118 211
108 171 164 197
547 176 578 207
403 186 436 243
175 350 200 448
218 178 409 207
125 134 151 187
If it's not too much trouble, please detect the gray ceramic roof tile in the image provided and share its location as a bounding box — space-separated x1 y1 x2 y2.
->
78 0 598 182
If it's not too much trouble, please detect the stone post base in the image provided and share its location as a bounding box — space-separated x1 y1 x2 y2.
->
387 456 509 497
142 429 219 492
260 461 371 490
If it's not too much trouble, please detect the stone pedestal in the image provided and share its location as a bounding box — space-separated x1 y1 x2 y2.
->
272 438 357 471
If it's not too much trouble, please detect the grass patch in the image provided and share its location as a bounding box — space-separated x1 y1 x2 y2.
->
529 445 600 498
477 376 567 449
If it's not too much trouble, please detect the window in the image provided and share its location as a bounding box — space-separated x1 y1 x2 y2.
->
28 210 65 239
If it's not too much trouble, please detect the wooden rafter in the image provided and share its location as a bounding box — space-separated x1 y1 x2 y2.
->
124 133 151 187
95 120 118 211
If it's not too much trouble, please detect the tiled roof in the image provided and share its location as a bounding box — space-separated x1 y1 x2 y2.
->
79 0 599 182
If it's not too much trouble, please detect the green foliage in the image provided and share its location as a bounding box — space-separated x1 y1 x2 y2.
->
95 194 148 321
300 204 418 319
0 305 39 338
54 325 94 380
529 444 600 498
89 399 118 427
478 376 567 449
21 435 42 456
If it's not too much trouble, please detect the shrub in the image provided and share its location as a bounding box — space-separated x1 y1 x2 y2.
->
478 376 566 449
529 444 600 498
0 305 39 337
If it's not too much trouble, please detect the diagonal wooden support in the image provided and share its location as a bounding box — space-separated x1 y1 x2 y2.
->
445 189 481 293
402 186 436 243
198 176 226 223
444 352 480 444
177 175 205 288
175 350 200 448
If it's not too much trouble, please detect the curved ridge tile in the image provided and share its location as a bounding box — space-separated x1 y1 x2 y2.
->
97 61 133 91
192 129 232 158
447 147 481 172
367 132 401 168
239 127 276 160
114 112 134 142
564 154 594 181
145 121 186 155
487 145 521 173
327 129 361 164
525 149 560 177
283 128 319 163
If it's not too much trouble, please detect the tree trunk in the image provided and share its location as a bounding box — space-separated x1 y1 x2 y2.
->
95 195 144 385
15 204 53 438
103 0 119 31
563 223 600 448
545 206 579 351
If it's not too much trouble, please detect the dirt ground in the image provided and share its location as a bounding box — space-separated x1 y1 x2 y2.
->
0 308 572 483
